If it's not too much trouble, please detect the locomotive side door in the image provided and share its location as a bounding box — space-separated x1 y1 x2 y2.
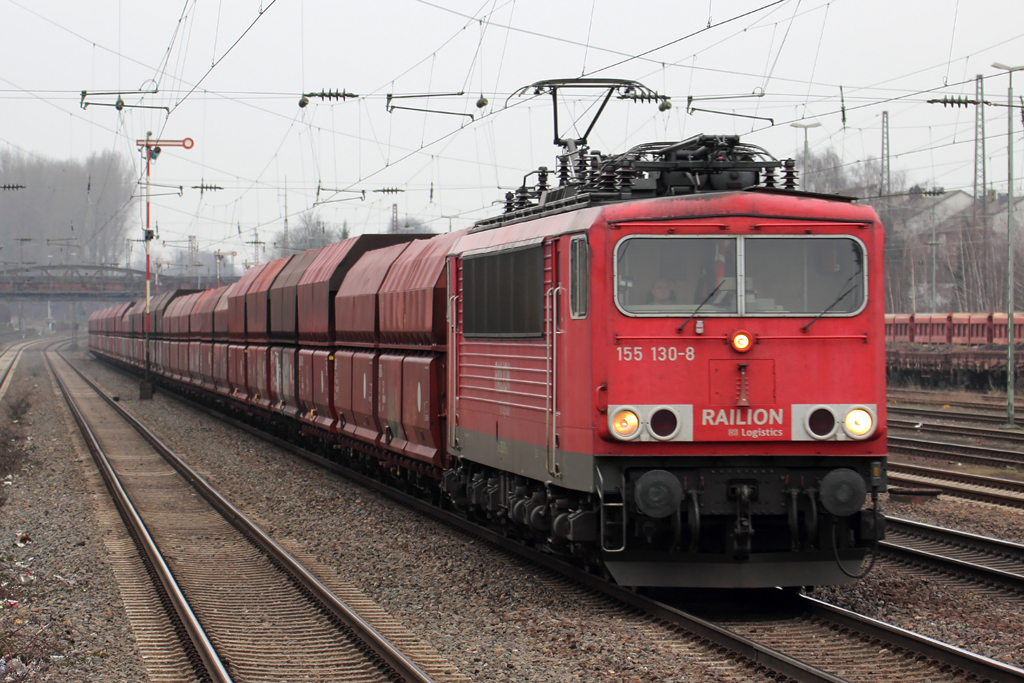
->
545 237 563 477
446 255 459 452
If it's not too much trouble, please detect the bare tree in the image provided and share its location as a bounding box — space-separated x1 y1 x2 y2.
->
796 147 916 312
271 210 349 258
0 149 135 268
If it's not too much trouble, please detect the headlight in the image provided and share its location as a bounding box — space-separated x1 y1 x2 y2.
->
731 330 753 353
844 408 874 438
611 409 640 439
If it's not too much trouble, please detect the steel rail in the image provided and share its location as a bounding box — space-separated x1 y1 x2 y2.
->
889 405 1010 425
889 388 1024 409
887 435 1024 468
888 417 1024 444
0 336 54 399
888 462 1024 508
61 346 435 683
795 595 1024 682
44 344 232 683
882 517 1024 592
889 516 1024 556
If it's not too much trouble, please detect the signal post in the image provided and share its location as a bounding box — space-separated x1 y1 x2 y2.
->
136 133 194 399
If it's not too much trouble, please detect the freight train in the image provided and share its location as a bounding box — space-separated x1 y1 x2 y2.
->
885 312 1024 387
89 131 887 588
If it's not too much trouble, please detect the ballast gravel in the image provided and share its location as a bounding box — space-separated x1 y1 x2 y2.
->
0 347 150 682
67 351 1024 678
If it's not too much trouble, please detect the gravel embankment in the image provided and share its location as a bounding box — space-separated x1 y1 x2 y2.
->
71 351 759 683
1 347 150 682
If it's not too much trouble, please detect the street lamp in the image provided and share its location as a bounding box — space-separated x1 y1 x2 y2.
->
993 62 1024 427
790 121 821 191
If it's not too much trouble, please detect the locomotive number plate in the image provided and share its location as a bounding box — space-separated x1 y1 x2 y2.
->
617 346 694 362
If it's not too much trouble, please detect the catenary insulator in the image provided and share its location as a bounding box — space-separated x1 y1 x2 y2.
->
782 159 797 191
514 185 531 210
599 164 617 192
575 154 589 186
616 164 635 191
557 156 570 186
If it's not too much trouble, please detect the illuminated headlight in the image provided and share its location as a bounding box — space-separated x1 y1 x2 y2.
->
843 407 875 439
610 409 640 439
730 330 753 353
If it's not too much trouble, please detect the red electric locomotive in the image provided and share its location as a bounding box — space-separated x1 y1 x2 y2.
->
439 134 886 588
89 85 887 589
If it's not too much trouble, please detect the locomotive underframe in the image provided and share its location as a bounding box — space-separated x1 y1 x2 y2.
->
441 452 886 588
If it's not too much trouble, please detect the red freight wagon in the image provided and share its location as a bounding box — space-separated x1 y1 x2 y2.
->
347 351 380 445
171 292 204 383
212 283 236 396
269 248 322 343
245 257 292 407
226 264 269 401
950 313 971 345
378 230 467 345
272 347 301 418
335 243 412 344
914 314 950 344
893 313 914 342
189 288 223 390
991 313 1024 344
228 263 268 341
399 355 443 465
969 313 992 344
332 243 414 441
309 350 335 432
161 294 185 379
297 235 420 346
246 256 292 343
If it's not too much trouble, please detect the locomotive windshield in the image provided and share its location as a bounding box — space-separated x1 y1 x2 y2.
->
615 236 865 317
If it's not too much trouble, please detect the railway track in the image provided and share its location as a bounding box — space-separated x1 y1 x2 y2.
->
889 388 1020 408
46 343 438 683
888 461 1024 508
0 336 55 400
889 404 1013 425
882 517 1024 594
79 354 1024 683
889 417 1024 446
888 434 1024 469
888 389 1024 422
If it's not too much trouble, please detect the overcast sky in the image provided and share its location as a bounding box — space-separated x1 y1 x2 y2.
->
1 0 1022 269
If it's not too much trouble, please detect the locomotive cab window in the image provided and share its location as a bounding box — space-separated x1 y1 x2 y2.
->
570 235 589 319
614 235 866 317
744 237 864 315
462 245 544 338
615 237 738 315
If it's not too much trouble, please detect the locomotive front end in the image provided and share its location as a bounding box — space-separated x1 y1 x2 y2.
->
594 193 887 588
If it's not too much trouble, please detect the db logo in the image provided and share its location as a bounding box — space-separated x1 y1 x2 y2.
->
728 428 739 436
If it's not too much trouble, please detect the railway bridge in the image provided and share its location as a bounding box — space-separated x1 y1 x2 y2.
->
0 264 238 340
0 264 237 301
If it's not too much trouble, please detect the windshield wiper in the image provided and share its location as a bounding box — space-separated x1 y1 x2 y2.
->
802 274 860 331
678 280 725 333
